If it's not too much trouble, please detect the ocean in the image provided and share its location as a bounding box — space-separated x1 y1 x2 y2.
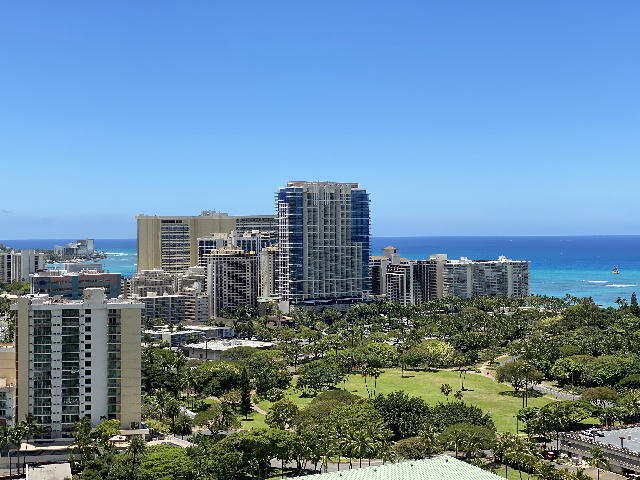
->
2 236 639 307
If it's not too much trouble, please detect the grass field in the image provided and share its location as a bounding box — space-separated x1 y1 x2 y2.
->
260 368 554 433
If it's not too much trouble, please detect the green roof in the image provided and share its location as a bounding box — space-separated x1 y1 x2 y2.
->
289 456 503 480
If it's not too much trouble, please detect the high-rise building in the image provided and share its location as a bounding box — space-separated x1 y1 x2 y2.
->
12 288 142 438
259 246 278 298
369 246 399 297
136 211 276 274
129 269 176 297
0 250 47 283
443 256 529 298
370 247 443 306
276 181 370 311
134 293 187 324
371 249 528 305
206 246 258 318
31 270 121 299
0 344 16 427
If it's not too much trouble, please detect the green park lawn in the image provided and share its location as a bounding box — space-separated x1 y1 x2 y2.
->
261 368 554 433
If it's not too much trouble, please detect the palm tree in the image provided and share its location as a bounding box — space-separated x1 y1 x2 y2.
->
10 425 25 475
22 414 41 443
585 447 610 480
173 415 192 439
165 398 181 431
440 384 452 401
127 436 147 478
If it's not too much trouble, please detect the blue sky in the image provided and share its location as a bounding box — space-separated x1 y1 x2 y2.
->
1 1 639 238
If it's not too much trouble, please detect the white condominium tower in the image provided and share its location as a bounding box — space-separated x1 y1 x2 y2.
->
443 255 529 298
276 181 370 311
12 288 143 438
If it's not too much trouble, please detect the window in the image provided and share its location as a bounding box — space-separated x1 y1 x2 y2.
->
85 387 91 393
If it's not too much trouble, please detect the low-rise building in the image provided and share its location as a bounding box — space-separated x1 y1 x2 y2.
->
288 455 504 480
31 270 121 299
181 339 273 361
143 328 205 347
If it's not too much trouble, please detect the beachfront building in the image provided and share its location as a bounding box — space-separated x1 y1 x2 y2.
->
53 239 94 257
443 256 529 298
0 250 47 283
370 248 527 304
31 270 121 299
11 288 143 438
370 247 444 306
276 181 370 311
206 246 258 318
136 211 276 274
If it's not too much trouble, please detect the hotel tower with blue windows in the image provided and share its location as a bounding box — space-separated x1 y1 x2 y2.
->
276 181 370 311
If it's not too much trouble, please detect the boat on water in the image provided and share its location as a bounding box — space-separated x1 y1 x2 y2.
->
612 265 620 275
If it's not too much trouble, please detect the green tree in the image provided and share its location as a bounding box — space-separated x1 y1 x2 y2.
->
240 366 253 420
440 383 452 400
127 436 147 478
585 447 610 480
296 360 345 395
194 402 240 436
266 398 299 430
73 416 95 465
439 423 495 459
372 391 431 440
172 414 193 439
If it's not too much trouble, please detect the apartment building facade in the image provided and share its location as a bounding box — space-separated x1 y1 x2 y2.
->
206 246 258 318
443 256 529 298
12 288 142 438
0 250 47 284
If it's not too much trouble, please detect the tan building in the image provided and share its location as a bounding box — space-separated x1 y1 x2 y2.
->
12 288 143 438
0 344 16 427
137 211 276 274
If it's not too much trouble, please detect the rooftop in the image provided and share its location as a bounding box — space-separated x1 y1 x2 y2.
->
579 426 640 452
288 456 504 480
26 462 72 480
184 339 274 351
